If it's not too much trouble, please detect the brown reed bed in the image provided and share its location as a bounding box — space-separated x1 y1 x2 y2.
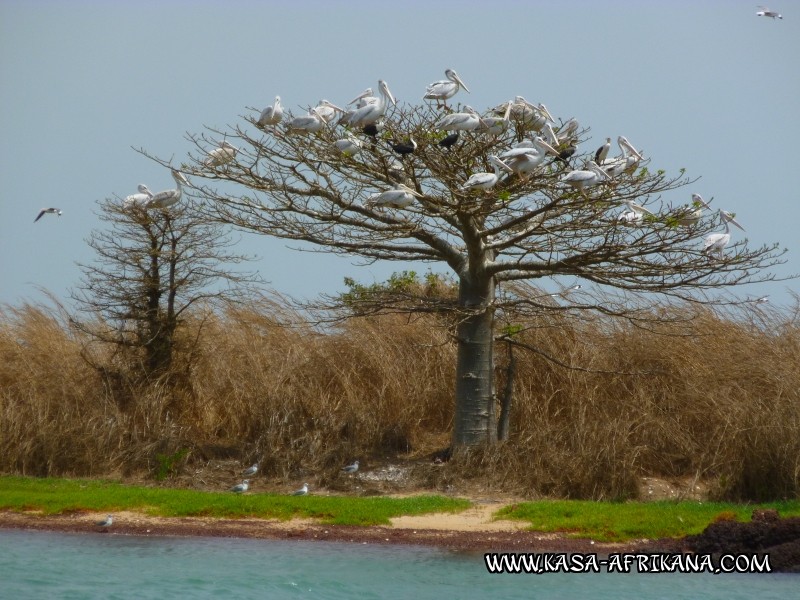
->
1 296 798 501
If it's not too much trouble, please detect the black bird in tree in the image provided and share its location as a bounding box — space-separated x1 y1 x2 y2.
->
554 142 577 166
438 131 460 150
391 137 417 157
362 123 381 137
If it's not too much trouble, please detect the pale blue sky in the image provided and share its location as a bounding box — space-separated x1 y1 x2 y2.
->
1 0 797 308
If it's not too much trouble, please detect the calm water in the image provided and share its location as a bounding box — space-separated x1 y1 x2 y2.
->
1 529 796 599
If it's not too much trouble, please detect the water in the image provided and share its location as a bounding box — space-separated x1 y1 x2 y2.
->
0 529 796 599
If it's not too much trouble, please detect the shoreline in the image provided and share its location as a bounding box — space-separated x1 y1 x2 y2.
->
0 510 683 554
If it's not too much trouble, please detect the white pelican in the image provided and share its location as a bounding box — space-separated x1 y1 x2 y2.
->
123 184 153 209
387 160 407 184
368 183 422 209
560 118 579 139
342 460 360 473
34 207 62 222
347 80 396 127
563 161 609 191
242 463 259 477
478 102 512 136
501 97 553 131
204 140 238 167
257 96 283 128
704 209 745 258
347 87 374 107
292 483 309 496
424 68 470 107
594 138 612 163
601 136 644 177
230 479 250 493
500 137 558 178
459 155 513 192
617 201 655 225
334 133 363 156
756 6 783 19
675 193 712 226
96 515 113 527
436 105 483 131
288 106 327 133
148 169 189 209
313 99 344 123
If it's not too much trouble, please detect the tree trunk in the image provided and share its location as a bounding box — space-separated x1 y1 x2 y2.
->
452 274 496 447
497 341 516 441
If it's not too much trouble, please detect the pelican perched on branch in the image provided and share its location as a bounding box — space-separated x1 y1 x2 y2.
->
563 161 609 191
313 99 344 123
500 97 553 131
675 193 712 226
288 106 327 133
756 6 783 19
334 133 363 156
367 183 422 209
617 201 655 225
123 184 153 209
459 155 513 192
148 169 189 209
347 87 374 107
478 102 512 136
500 137 559 178
424 69 470 108
204 140 238 167
704 209 745 258
257 96 283 128
34 207 62 222
601 136 644 177
436 105 483 131
345 80 396 127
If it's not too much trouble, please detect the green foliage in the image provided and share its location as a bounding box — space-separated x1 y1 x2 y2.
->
339 270 457 314
0 476 470 526
154 448 190 481
497 499 800 542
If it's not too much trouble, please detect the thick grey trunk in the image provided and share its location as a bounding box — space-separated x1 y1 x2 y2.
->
497 342 516 441
452 275 496 447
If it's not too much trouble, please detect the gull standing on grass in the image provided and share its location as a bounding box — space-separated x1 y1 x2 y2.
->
292 483 309 496
342 460 359 474
230 479 250 493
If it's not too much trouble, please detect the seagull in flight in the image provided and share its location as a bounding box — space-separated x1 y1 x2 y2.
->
96 514 113 527
230 480 250 493
34 208 62 222
292 483 309 496
756 6 783 19
342 460 359 474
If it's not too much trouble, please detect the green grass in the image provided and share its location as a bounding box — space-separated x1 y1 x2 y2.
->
0 476 471 526
497 499 800 542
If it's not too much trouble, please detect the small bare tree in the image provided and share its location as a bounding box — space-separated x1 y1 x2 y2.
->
165 93 785 447
72 192 259 381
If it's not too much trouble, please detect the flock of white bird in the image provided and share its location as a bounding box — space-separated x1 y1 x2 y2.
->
228 460 359 496
241 65 750 259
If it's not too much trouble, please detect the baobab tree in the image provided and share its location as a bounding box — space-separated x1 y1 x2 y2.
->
166 87 785 447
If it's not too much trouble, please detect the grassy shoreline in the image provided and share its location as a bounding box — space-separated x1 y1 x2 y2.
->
3 476 798 542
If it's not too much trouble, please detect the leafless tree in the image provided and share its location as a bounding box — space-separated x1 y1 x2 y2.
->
162 98 785 447
72 194 259 381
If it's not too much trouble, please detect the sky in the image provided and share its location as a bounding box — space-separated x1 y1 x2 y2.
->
1 0 798 310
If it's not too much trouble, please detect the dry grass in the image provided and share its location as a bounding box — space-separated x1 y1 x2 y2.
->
1 297 798 501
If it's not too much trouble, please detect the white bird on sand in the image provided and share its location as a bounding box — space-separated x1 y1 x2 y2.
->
368 183 423 209
756 6 783 19
675 193 713 226
242 463 259 477
230 479 250 493
288 107 328 133
96 514 113 527
257 95 283 128
459 155 514 192
563 161 610 191
424 68 470 107
313 99 344 123
148 169 189 209
204 140 238 167
703 209 745 258
436 105 484 131
617 201 655 225
123 184 153 209
342 460 360 474
34 207 63 222
345 80 396 127
292 483 309 496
